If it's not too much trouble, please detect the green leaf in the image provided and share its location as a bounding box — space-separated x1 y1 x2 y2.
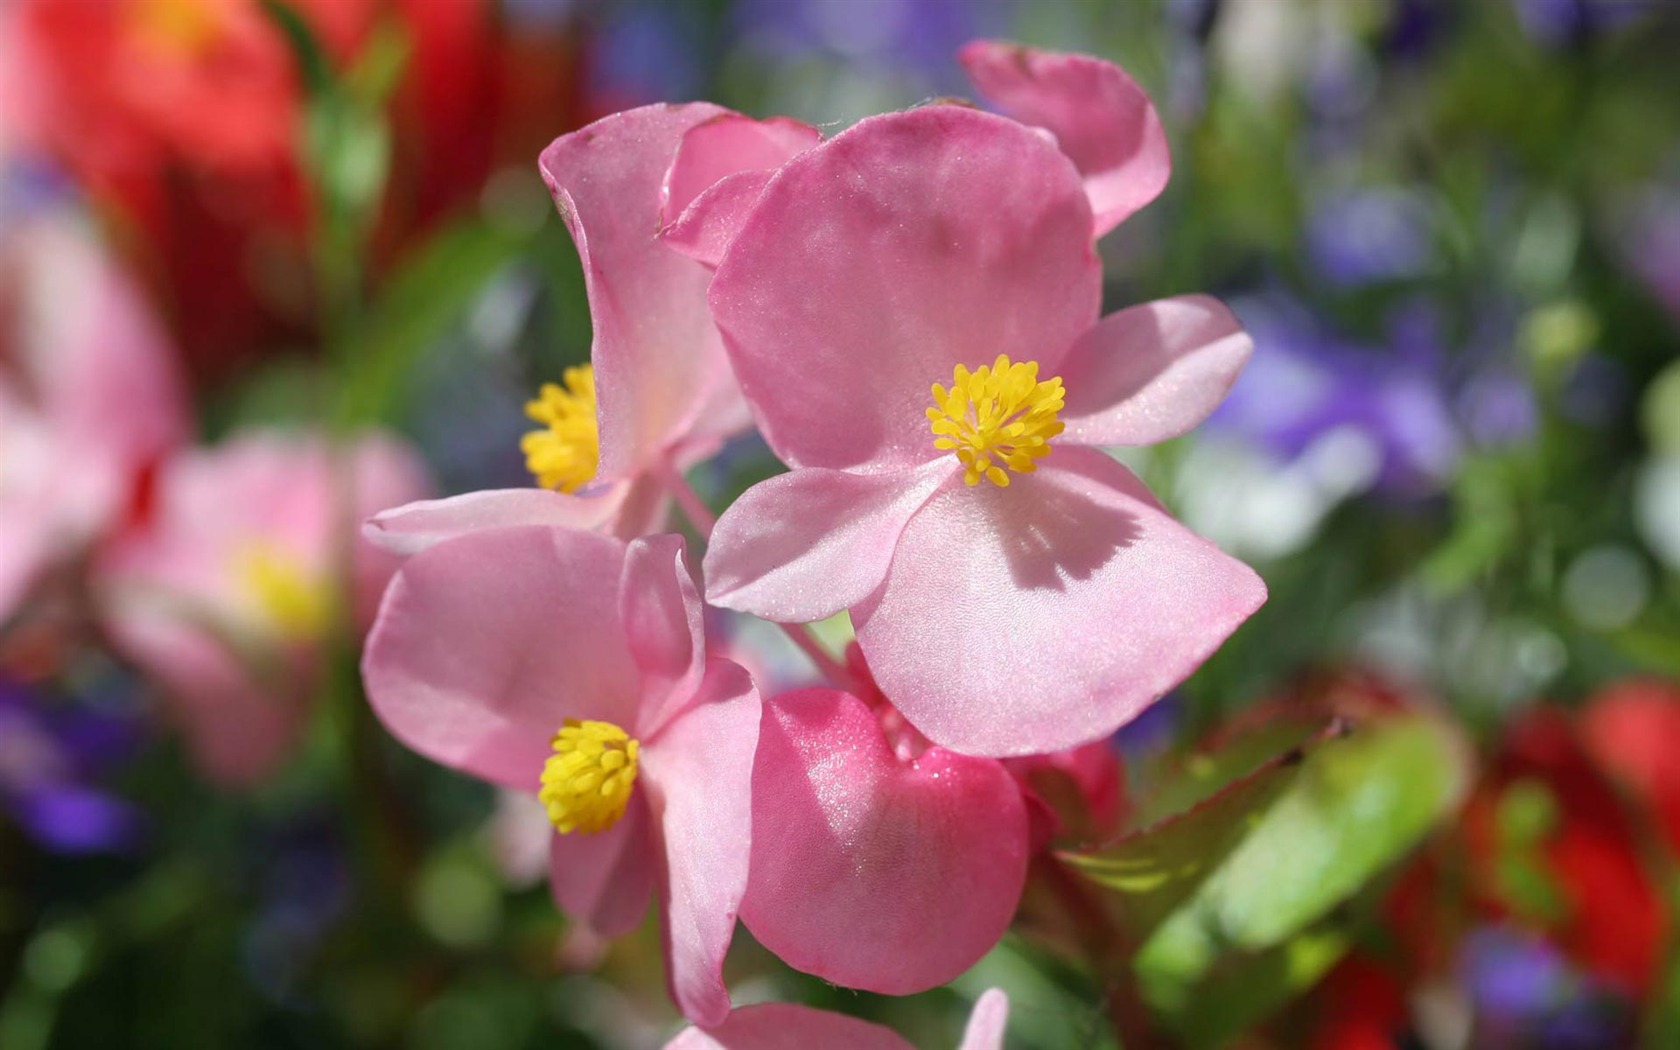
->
339 220 530 425
1064 720 1336 942
1148 922 1352 1047
257 0 331 97
1135 712 1469 988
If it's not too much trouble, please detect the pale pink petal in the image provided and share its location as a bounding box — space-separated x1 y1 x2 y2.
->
661 170 774 270
539 104 743 480
1058 296 1251 447
960 40 1170 238
549 793 656 938
345 433 436 629
112 612 306 787
643 659 761 1025
709 105 1099 472
362 486 629 557
742 689 1028 995
661 113 820 223
703 462 948 623
957 989 1011 1050
855 447 1266 756
664 1004 914 1050
621 534 706 736
362 526 640 791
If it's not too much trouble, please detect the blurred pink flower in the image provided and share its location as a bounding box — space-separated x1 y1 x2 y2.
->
665 987 1009 1050
97 430 429 785
365 104 814 556
0 214 186 626
362 527 759 1025
702 103 1264 757
743 687 1029 994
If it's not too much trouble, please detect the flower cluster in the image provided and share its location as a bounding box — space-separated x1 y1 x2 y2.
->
360 40 1265 1031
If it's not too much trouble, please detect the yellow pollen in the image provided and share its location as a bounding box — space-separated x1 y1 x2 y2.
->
926 354 1066 487
233 543 332 640
130 0 223 59
539 719 640 835
521 365 600 493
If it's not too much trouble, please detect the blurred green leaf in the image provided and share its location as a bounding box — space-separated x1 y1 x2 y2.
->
1064 720 1335 942
257 0 330 97
1135 712 1469 989
340 220 530 425
1149 922 1352 1048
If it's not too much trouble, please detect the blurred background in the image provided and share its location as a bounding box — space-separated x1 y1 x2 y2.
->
2 0 1679 1047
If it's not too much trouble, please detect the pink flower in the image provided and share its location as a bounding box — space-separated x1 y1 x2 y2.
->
361 526 759 1025
702 101 1265 757
743 687 1029 993
665 987 1009 1050
0 214 186 626
365 104 815 556
97 430 430 785
958 40 1171 241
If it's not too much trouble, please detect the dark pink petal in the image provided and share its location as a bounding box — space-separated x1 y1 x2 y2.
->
957 989 1012 1050
661 113 820 223
664 1004 913 1050
709 105 1099 472
643 659 761 1025
621 534 707 736
362 485 637 557
855 447 1266 757
960 40 1170 238
703 463 948 623
1058 295 1252 447
742 689 1028 994
549 793 656 938
539 104 742 480
362 526 639 791
661 170 775 270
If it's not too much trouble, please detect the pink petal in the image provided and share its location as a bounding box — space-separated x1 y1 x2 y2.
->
104 613 305 787
960 40 1171 238
1058 295 1252 447
661 113 820 223
855 447 1266 756
703 463 948 624
539 104 744 480
661 170 774 270
957 989 1012 1050
708 105 1099 472
665 1004 914 1050
742 689 1028 995
549 793 656 938
362 485 635 558
361 526 640 791
643 658 761 1025
621 534 707 736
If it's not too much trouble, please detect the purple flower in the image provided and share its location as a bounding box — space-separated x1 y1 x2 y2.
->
1306 187 1435 288
0 679 145 855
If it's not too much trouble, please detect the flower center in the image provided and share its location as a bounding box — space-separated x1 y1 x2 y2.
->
926 355 1065 487
521 365 599 493
540 718 640 835
130 0 222 59
233 543 331 640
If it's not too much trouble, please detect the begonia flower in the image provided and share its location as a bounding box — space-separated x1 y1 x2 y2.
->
366 104 814 554
97 430 430 785
664 987 1009 1050
0 213 186 627
959 41 1171 240
362 526 759 1025
743 687 1028 993
702 103 1264 757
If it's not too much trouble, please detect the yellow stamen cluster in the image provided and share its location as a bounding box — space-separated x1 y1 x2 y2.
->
927 355 1066 487
539 719 640 835
522 365 599 493
234 543 332 640
131 0 220 57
